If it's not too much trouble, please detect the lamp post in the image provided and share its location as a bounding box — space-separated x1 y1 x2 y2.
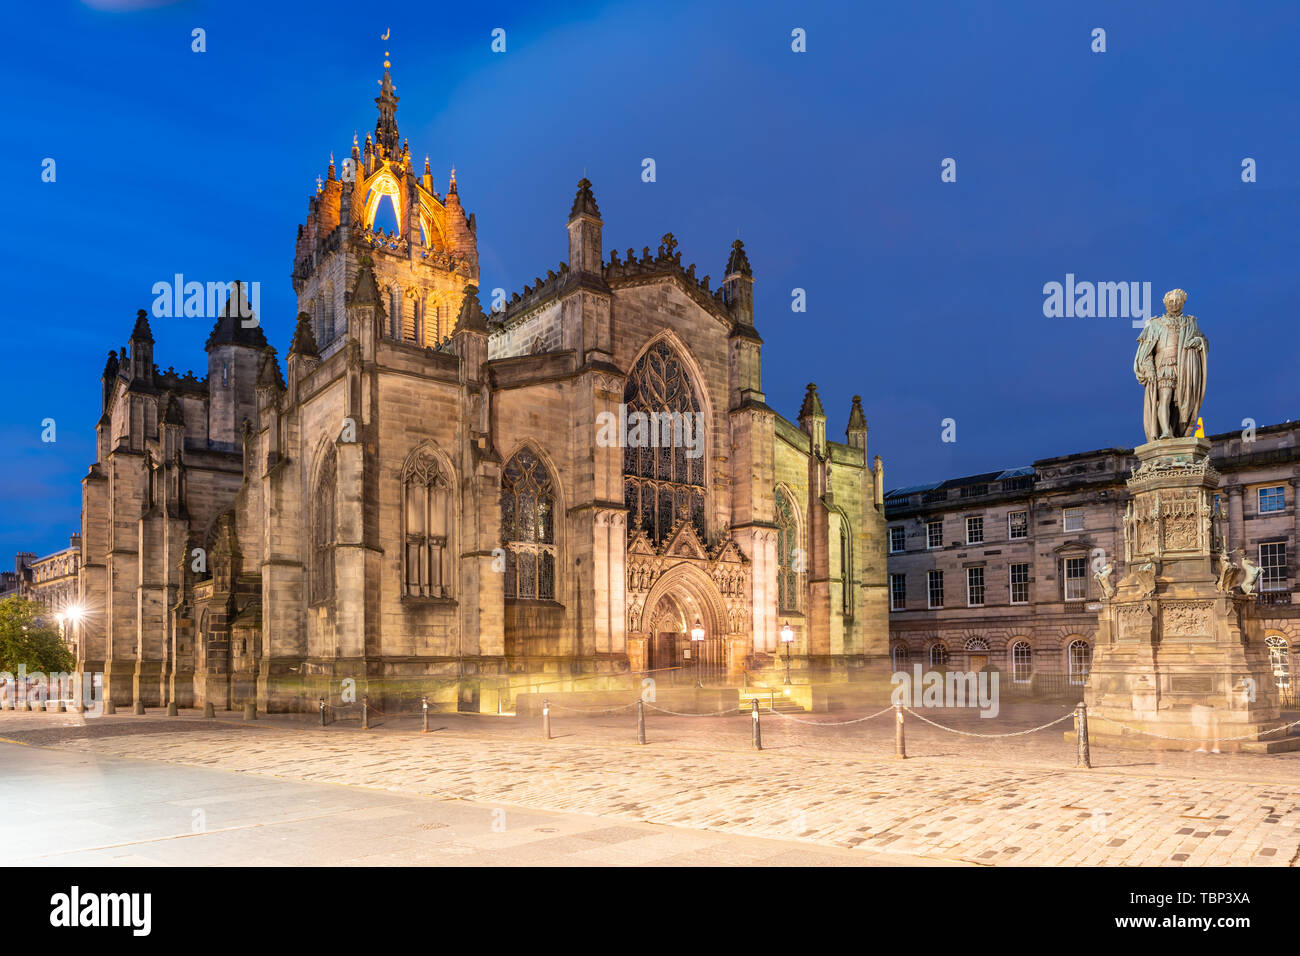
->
780 623 794 684
690 618 705 687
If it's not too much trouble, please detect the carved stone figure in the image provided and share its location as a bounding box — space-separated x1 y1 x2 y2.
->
1094 561 1116 600
1239 551 1263 596
1133 289 1208 442
1215 547 1241 593
1133 561 1157 599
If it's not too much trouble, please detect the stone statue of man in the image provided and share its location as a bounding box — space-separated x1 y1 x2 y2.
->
1133 289 1208 442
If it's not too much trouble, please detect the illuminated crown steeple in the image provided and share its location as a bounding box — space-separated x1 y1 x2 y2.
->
374 50 400 157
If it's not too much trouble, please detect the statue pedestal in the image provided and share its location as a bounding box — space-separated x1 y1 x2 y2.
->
1082 438 1300 752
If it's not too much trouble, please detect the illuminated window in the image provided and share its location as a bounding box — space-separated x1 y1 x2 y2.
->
622 341 705 545
776 488 801 614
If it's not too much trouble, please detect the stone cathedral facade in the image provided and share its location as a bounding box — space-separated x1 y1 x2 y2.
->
76 60 889 712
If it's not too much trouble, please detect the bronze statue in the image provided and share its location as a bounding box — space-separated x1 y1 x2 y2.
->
1134 289 1208 441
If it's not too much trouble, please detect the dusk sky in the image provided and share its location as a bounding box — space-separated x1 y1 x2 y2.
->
2 0 1297 560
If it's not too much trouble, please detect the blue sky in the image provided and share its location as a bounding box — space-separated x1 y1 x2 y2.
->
2 0 1297 560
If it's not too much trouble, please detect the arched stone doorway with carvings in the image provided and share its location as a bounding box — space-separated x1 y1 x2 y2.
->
637 562 731 683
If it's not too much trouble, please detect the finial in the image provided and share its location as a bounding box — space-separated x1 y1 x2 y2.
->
316 175 323 193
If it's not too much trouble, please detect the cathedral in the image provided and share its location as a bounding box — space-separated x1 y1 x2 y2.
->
75 58 889 713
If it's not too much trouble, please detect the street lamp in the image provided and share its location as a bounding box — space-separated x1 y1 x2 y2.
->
690 618 705 686
780 622 794 684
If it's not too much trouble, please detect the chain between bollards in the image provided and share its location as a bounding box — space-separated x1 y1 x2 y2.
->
361 696 369 731
894 703 906 759
542 697 551 740
1075 701 1091 768
751 697 762 750
637 698 647 744
422 696 429 733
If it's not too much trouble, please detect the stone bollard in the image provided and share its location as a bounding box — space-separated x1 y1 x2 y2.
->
361 696 369 730
319 697 327 727
894 703 907 759
1075 702 1091 769
637 698 646 745
133 701 145 716
203 701 215 718
422 697 429 734
166 701 178 717
751 697 762 751
23 699 32 711
58 700 67 713
243 701 257 721
105 700 116 715
542 698 551 740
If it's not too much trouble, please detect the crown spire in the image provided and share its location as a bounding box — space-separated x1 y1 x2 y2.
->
374 42 400 156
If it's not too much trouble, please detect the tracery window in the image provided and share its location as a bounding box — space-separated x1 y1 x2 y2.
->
776 487 800 614
622 341 705 545
840 520 853 620
310 446 336 604
402 446 452 598
501 449 557 600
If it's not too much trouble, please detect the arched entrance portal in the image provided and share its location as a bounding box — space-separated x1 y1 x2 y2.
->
640 563 731 684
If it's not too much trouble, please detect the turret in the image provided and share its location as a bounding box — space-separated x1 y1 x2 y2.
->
101 350 120 411
128 309 154 382
846 395 867 453
567 178 603 274
206 282 269 447
722 239 754 326
798 382 827 455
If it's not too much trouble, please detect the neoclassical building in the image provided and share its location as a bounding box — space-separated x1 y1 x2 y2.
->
75 58 889 712
884 421 1300 703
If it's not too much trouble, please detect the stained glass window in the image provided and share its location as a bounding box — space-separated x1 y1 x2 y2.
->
311 446 336 604
776 488 800 613
623 342 705 544
403 446 452 598
502 449 557 600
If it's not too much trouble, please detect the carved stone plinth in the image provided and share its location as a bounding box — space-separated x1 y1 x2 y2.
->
1083 439 1299 752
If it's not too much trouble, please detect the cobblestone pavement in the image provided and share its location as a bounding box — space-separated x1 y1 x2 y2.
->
4 703 1300 866
0 744 901 867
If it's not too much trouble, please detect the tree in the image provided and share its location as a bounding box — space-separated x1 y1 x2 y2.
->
0 597 75 673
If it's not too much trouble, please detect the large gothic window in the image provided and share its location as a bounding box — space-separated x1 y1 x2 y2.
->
310 446 337 604
402 446 452 598
776 487 800 613
623 341 706 545
840 519 853 620
501 449 557 601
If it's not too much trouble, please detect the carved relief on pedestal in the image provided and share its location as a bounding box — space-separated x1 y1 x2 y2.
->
1117 603 1152 641
1162 600 1214 638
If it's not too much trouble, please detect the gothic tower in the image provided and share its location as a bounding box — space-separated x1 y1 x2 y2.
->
291 51 479 355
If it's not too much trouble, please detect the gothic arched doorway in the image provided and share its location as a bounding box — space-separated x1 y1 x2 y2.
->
640 563 730 684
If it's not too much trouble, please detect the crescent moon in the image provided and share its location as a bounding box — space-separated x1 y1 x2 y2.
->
381 28 390 40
